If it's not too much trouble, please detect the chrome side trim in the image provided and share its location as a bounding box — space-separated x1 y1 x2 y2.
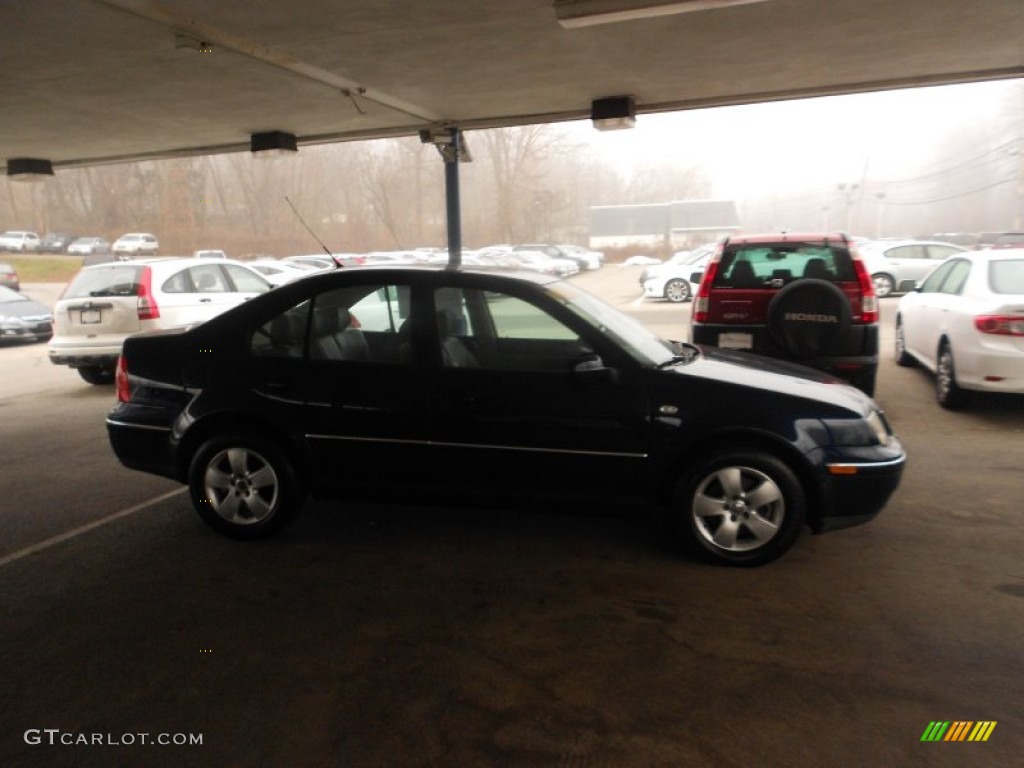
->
105 418 172 433
305 433 647 459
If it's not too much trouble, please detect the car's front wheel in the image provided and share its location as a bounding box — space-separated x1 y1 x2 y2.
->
77 365 114 385
673 450 806 566
664 278 691 303
894 318 915 367
189 434 305 539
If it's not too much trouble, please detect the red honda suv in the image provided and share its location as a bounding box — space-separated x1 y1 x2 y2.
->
690 233 879 395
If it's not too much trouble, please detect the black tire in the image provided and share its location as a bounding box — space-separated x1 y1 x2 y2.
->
936 342 971 410
664 278 691 303
872 273 895 298
77 365 115 385
188 433 305 539
894 317 915 367
766 279 851 358
672 449 806 567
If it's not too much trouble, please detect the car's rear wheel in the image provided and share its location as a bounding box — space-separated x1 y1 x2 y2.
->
894 318 915 367
673 450 806 566
77 365 114 385
936 342 971 410
189 433 304 539
664 278 691 303
872 273 895 298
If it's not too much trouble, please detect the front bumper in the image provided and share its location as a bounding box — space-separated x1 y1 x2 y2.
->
812 441 906 533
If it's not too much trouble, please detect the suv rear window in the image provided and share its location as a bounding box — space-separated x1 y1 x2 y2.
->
712 243 855 288
64 265 143 298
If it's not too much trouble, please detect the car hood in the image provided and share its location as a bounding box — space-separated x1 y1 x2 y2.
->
676 344 874 412
0 296 51 317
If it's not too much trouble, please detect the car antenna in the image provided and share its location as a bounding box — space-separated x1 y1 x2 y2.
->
284 196 344 268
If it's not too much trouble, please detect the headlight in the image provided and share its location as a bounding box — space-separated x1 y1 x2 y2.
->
0 315 26 329
823 411 893 447
865 410 893 447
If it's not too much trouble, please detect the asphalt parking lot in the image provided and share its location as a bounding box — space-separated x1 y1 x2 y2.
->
1 268 1022 767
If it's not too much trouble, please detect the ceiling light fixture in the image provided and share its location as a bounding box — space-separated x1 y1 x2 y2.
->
591 96 636 130
250 131 298 157
554 0 770 28
6 157 55 181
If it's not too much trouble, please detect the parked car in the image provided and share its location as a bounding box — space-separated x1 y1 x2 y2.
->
858 239 967 297
895 249 1024 409
0 262 19 291
247 259 313 287
194 249 228 259
991 233 1024 250
0 286 53 343
49 257 271 384
0 230 41 252
559 244 605 267
640 243 716 303
515 244 600 271
283 254 358 270
106 266 905 566
39 231 76 253
111 232 159 256
67 236 111 257
501 249 578 276
690 233 879 395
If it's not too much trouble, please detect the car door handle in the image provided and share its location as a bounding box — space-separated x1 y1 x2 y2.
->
199 298 212 303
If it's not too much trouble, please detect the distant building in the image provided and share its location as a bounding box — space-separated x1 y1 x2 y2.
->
589 200 741 250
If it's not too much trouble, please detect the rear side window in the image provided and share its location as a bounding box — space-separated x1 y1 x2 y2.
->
63 265 142 298
990 259 1024 294
712 244 855 288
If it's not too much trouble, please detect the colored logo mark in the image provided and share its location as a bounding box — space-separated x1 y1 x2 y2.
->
921 721 996 742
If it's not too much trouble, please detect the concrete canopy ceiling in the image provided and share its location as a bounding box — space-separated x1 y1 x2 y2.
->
2 0 1022 172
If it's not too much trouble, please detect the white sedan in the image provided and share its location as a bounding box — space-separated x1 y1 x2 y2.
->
639 244 715 303
895 249 1024 409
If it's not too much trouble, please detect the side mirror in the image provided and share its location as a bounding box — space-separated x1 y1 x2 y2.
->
572 354 618 383
690 271 704 284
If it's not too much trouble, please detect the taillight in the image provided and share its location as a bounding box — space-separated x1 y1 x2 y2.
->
975 315 1024 336
851 257 878 323
115 355 131 402
692 260 720 323
137 266 160 320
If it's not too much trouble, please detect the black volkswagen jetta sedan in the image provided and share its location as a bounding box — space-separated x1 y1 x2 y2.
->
107 266 905 566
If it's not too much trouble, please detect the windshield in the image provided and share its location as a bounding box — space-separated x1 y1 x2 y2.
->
545 281 677 366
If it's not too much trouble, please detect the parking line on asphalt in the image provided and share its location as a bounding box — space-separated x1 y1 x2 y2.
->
0 488 187 569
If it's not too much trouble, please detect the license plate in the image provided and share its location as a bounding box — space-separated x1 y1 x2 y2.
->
718 332 753 350
80 309 101 324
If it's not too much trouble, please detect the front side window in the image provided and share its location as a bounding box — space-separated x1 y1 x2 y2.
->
938 260 972 295
919 260 956 293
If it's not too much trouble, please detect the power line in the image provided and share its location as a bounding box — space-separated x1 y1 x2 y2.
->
882 177 1016 205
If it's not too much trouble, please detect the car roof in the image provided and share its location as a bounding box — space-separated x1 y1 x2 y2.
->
726 232 850 245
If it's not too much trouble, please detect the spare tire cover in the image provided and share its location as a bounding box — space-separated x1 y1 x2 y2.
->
766 279 851 357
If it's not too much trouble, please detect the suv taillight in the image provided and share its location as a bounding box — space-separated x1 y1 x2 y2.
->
115 355 131 402
692 259 720 323
137 266 160 320
851 257 878 323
